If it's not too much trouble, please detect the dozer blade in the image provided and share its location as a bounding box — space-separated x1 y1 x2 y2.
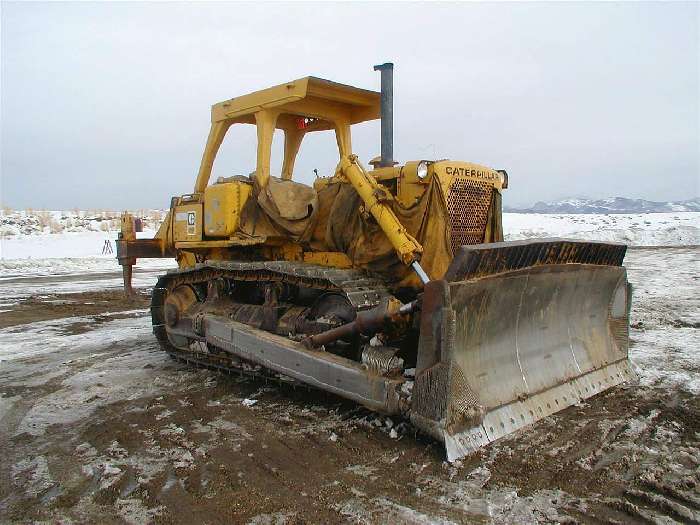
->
410 239 637 461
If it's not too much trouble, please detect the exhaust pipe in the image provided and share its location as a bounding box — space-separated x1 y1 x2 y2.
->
372 63 430 284
374 62 394 167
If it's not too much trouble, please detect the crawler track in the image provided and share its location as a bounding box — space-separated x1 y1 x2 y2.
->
150 261 394 372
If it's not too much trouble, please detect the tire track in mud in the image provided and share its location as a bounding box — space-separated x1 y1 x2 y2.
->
483 386 699 524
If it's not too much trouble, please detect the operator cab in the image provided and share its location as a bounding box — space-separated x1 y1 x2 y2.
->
175 77 381 242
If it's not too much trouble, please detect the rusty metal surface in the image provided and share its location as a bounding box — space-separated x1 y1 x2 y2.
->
448 264 630 412
446 178 493 253
412 239 635 461
116 238 174 259
443 360 636 460
150 263 392 355
148 263 403 411
445 238 627 282
414 280 450 375
160 261 391 311
204 314 405 415
149 262 407 415
305 298 408 349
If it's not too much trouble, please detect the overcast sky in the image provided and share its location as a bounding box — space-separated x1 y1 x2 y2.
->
1 1 698 209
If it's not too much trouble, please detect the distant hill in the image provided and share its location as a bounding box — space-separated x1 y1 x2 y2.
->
505 197 700 214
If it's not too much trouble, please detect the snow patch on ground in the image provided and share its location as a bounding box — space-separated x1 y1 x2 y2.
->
625 248 700 394
0 264 174 304
503 212 699 246
0 229 163 261
3 316 167 436
247 511 297 524
632 327 700 394
0 253 173 278
11 456 55 498
0 312 150 362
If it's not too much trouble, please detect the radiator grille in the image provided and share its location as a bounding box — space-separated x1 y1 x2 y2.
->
446 179 493 254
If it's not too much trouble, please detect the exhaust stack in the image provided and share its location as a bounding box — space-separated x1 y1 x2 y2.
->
374 62 394 167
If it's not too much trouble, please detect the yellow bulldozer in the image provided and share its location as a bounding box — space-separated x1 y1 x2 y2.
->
117 64 636 460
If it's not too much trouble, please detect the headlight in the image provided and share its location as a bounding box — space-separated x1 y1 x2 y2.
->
416 160 429 179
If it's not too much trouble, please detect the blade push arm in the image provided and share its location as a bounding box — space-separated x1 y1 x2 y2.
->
340 155 429 283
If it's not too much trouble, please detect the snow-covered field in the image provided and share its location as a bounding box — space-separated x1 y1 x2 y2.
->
504 212 699 246
0 209 171 277
0 209 165 238
0 229 175 305
0 231 135 261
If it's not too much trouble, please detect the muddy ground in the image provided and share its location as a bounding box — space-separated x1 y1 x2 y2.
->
0 247 698 524
0 290 151 330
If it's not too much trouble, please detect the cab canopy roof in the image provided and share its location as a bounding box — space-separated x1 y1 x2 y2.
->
211 77 380 132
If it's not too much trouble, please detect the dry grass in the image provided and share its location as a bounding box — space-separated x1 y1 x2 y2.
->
3 208 166 235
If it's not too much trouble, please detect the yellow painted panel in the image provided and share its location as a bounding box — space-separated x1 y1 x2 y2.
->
203 182 252 237
173 203 203 242
432 161 504 193
303 251 353 269
211 77 379 125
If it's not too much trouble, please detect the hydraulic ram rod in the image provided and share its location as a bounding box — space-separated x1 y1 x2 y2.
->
304 300 417 349
340 155 424 266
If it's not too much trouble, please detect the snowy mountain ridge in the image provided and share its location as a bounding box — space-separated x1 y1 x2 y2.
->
505 197 700 214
